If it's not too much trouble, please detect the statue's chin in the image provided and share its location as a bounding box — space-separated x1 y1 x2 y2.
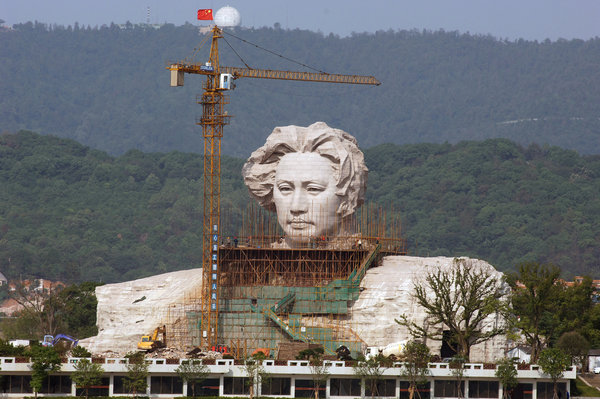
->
285 235 309 247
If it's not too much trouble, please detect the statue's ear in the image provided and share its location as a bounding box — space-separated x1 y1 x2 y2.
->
337 199 352 218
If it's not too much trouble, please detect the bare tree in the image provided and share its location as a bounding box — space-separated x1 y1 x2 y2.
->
396 258 507 361
9 279 64 337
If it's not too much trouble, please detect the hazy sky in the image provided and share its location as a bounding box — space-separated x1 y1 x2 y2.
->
2 0 600 41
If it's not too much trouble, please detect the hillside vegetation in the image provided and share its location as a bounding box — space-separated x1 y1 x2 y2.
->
1 23 600 157
1 131 599 283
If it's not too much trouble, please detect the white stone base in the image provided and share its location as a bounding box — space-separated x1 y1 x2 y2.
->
83 256 507 361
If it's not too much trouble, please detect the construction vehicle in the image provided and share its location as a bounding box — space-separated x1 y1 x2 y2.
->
41 334 79 347
365 340 407 360
251 348 270 358
137 325 167 351
168 25 380 351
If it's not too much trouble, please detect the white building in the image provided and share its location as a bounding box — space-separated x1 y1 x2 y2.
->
0 356 575 398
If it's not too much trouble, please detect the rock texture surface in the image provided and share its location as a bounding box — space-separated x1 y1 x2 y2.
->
350 255 506 362
80 268 202 355
83 256 506 361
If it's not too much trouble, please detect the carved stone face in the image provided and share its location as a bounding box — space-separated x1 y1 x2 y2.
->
273 152 342 247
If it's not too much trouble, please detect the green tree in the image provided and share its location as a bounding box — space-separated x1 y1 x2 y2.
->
28 345 61 398
0 339 28 357
353 355 392 398
71 345 92 358
556 331 590 371
71 358 104 399
243 354 270 399
495 358 518 399
58 281 102 338
308 348 330 399
401 341 431 399
124 351 148 397
175 359 209 397
554 277 595 343
538 348 570 399
296 347 330 399
506 263 561 363
449 355 466 399
397 259 506 360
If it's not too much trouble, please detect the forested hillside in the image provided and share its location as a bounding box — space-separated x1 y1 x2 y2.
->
1 22 600 157
1 131 599 283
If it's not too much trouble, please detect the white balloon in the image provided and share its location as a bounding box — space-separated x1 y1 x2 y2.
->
214 6 241 27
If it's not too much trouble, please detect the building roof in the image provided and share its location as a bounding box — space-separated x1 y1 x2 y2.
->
508 345 532 354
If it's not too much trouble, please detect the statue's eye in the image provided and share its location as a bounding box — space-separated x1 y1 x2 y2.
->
277 184 293 193
307 185 325 194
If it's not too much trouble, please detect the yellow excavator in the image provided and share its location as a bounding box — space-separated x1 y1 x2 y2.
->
137 325 167 351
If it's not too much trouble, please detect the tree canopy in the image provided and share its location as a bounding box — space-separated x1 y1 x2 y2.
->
2 23 600 156
1 132 600 283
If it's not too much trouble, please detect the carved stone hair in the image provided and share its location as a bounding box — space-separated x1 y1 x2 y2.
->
242 122 368 218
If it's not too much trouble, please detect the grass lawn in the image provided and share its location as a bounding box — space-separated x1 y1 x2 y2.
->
576 376 600 397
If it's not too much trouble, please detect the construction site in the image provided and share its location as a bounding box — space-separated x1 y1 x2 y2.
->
156 23 407 360
165 204 406 359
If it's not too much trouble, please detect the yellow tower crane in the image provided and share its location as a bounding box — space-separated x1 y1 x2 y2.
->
168 25 380 350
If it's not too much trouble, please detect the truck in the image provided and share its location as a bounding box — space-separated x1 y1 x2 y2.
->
137 325 167 351
365 340 407 360
381 340 407 358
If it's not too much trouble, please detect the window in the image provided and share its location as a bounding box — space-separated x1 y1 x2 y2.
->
0 375 32 394
365 379 396 397
400 381 430 399
223 377 249 395
262 377 291 396
113 376 127 394
469 381 499 398
75 377 110 397
434 380 464 398
40 375 72 394
537 382 567 399
295 379 327 398
189 377 220 397
330 378 361 397
151 376 183 394
511 383 533 399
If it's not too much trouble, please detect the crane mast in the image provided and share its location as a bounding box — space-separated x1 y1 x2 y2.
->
168 25 379 350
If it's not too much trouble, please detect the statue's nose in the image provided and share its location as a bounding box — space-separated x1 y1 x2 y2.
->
290 189 308 213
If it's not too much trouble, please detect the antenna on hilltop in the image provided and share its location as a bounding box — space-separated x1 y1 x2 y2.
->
146 6 150 25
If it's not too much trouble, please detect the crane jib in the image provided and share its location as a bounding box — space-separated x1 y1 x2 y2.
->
169 63 380 86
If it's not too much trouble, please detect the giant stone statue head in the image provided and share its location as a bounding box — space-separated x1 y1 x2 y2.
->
242 122 368 248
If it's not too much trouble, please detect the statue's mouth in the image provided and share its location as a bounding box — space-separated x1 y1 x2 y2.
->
289 219 311 229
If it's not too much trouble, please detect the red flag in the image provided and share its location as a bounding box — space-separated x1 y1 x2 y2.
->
197 9 213 20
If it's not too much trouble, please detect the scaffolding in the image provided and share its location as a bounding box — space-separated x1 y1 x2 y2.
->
166 203 405 358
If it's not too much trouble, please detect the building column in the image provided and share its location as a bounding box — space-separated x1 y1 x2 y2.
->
108 375 114 396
